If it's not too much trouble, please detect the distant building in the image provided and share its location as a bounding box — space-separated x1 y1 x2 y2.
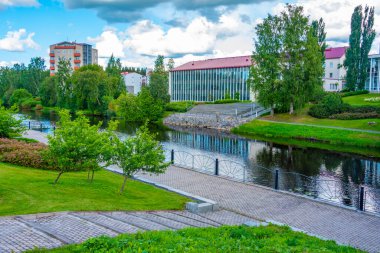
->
122 72 143 95
323 47 348 91
169 56 252 102
366 54 380 93
49 41 98 76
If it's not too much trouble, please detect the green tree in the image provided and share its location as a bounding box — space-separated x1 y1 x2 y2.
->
344 6 363 91
167 58 175 71
40 76 58 107
137 87 165 121
9 89 33 106
311 18 327 64
105 55 125 98
149 55 170 103
358 5 376 90
112 123 169 193
112 93 141 121
44 110 116 184
56 59 73 109
249 14 283 116
281 4 310 114
27 57 49 96
0 106 25 138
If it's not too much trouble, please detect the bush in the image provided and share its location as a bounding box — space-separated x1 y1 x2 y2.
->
348 106 380 114
329 112 380 120
214 99 241 104
309 93 347 118
340 90 369 97
166 101 194 112
308 104 330 118
20 98 41 109
0 138 51 169
0 107 25 138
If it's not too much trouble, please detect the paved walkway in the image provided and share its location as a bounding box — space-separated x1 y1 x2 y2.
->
23 130 49 144
259 119 380 134
138 166 380 253
0 210 255 253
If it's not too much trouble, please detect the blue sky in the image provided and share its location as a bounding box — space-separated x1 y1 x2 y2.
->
1 0 379 68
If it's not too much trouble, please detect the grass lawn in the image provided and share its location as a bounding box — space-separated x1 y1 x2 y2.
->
343 93 380 107
0 163 189 216
28 225 363 253
261 106 380 132
233 120 380 158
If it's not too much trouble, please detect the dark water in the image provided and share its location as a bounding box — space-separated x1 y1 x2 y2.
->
21 110 380 213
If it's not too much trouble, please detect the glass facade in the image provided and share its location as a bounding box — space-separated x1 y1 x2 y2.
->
169 67 251 102
366 56 380 92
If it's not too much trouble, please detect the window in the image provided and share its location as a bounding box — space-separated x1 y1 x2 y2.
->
330 62 333 68
329 73 333 78
329 83 338 90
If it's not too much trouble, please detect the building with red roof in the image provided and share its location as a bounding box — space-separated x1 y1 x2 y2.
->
323 46 348 91
169 56 252 102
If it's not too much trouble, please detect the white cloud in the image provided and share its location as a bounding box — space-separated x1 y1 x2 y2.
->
87 28 125 58
0 60 18 67
0 29 39 51
0 0 39 9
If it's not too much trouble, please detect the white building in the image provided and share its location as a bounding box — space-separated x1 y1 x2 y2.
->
121 72 143 95
323 47 347 92
366 54 380 93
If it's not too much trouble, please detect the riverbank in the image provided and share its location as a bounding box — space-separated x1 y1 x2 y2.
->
233 120 380 158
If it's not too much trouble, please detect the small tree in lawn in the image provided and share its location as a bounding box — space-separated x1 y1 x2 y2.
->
113 123 170 193
44 110 116 184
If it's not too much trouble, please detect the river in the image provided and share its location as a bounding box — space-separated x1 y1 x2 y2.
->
21 110 380 213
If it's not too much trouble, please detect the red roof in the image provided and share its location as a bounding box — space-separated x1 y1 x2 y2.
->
325 47 347 59
172 55 252 71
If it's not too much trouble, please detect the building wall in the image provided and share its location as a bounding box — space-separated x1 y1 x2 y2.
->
123 73 143 95
323 55 346 91
169 67 250 102
366 55 380 93
49 42 98 75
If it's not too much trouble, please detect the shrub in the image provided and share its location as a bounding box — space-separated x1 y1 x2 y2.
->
0 106 25 138
214 99 241 104
348 106 380 114
166 101 194 112
21 98 41 109
329 112 380 120
0 138 50 169
340 90 369 97
308 104 330 118
309 93 347 118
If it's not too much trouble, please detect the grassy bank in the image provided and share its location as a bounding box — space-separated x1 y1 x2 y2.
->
28 225 363 253
0 163 189 216
233 120 380 158
342 93 380 107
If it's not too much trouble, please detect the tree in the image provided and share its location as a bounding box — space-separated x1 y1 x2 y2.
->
56 59 73 109
167 58 175 71
137 87 165 121
0 106 25 138
249 14 283 116
105 55 125 98
358 5 376 90
27 57 49 96
149 55 170 103
281 4 310 114
311 18 327 64
112 93 141 121
40 76 58 107
112 123 169 193
345 6 363 91
44 110 116 184
9 89 33 106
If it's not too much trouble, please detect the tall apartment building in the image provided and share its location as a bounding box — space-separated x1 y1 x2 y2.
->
49 41 98 75
323 46 348 91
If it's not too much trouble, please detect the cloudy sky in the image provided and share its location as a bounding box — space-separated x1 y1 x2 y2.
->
1 0 380 68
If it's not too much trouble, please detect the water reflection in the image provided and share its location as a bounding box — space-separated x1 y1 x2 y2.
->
21 110 380 213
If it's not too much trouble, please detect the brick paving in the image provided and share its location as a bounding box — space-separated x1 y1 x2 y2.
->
0 210 254 253
138 166 380 253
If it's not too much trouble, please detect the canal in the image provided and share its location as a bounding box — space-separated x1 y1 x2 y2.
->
21 110 380 213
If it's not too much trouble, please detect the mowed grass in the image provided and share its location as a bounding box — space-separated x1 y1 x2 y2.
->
233 120 380 157
261 105 380 132
0 163 189 216
28 225 363 253
343 93 380 107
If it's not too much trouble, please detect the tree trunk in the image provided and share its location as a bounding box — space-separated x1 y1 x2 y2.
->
54 172 64 185
87 170 90 181
289 102 294 115
90 170 95 183
270 107 274 117
120 176 128 194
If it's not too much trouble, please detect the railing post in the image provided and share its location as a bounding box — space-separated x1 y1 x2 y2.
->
53 126 56 136
40 123 43 132
28 121 31 130
171 149 174 164
275 169 279 190
359 186 365 211
215 158 219 176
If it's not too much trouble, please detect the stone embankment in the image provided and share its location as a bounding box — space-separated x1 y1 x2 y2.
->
164 113 256 131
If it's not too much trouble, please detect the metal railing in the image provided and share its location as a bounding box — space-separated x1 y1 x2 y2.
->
167 149 379 215
22 121 55 132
